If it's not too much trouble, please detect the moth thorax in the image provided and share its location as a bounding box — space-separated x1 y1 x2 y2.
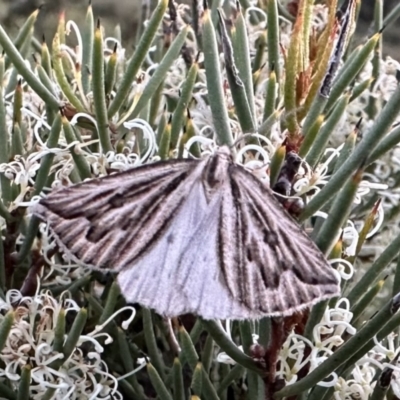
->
202 151 230 190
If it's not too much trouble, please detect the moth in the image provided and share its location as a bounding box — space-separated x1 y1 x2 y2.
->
32 146 339 320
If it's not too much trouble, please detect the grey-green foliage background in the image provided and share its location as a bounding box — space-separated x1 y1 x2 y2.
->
0 0 399 398
1 0 400 59
0 0 145 47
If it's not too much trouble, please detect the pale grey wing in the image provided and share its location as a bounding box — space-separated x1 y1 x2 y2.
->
219 164 340 317
117 180 261 320
32 159 203 271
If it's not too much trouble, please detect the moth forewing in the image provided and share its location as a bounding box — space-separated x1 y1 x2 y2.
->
34 159 202 271
219 163 339 315
32 146 340 320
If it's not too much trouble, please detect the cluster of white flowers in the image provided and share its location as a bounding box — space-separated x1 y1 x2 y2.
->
0 290 135 399
216 298 400 398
